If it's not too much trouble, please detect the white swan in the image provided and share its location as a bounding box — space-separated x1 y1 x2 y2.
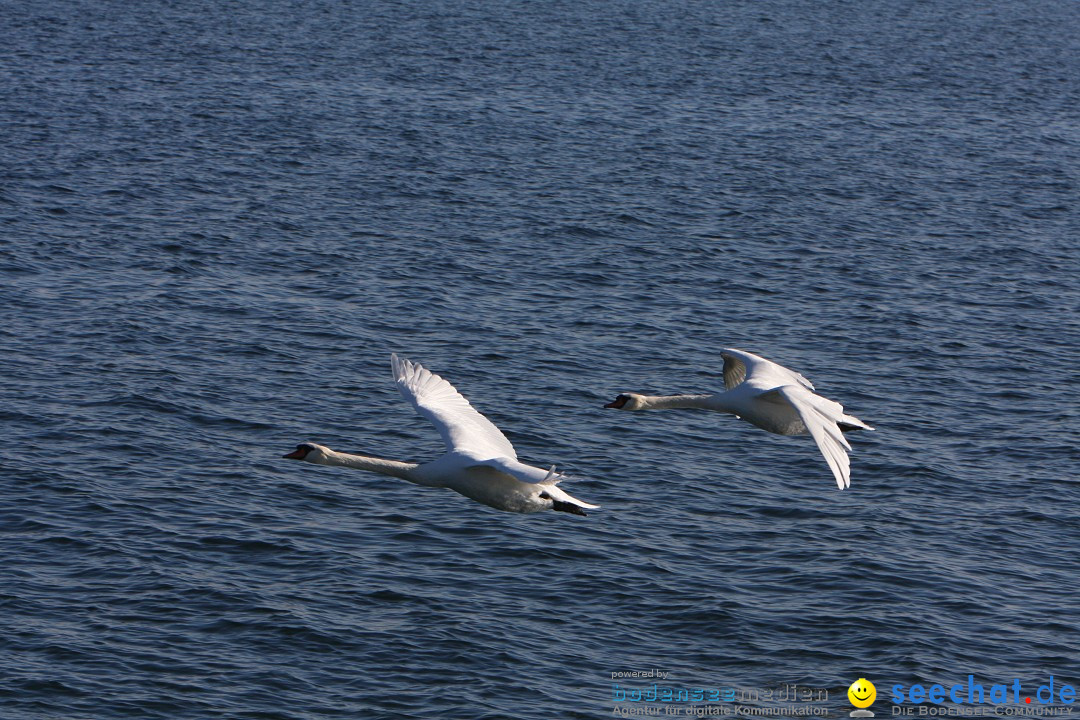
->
604 348 873 489
284 354 599 515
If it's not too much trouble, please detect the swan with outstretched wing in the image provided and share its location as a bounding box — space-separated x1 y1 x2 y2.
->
284 355 598 515
605 348 872 489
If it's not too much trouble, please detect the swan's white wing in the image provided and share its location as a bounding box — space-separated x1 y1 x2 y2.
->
472 456 556 484
391 354 517 460
766 385 852 489
722 348 815 390
472 457 601 509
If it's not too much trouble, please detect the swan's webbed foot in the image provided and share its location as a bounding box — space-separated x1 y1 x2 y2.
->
838 422 864 433
552 499 588 516
539 491 588 516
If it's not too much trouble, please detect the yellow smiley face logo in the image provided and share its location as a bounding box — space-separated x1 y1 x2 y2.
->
848 678 876 708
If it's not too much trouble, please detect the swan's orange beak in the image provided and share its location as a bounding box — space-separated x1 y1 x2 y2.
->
283 448 308 459
604 396 628 409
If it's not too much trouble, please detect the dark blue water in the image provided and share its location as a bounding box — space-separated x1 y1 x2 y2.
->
3 1 1079 718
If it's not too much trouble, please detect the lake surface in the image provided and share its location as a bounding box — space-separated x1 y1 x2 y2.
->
2 1 1078 718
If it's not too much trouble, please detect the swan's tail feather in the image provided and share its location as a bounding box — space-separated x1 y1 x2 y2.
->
541 483 600 511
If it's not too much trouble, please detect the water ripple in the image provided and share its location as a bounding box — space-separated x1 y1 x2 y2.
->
3 0 1079 718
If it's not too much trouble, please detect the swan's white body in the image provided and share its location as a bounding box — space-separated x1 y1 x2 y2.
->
606 348 872 489
284 355 598 515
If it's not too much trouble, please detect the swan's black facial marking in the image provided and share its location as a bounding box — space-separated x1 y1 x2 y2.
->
604 394 630 409
283 444 314 460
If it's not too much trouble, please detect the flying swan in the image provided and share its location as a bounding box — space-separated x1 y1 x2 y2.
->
284 355 599 515
604 348 873 489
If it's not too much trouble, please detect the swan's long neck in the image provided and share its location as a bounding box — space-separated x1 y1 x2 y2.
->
638 394 717 410
317 449 420 482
